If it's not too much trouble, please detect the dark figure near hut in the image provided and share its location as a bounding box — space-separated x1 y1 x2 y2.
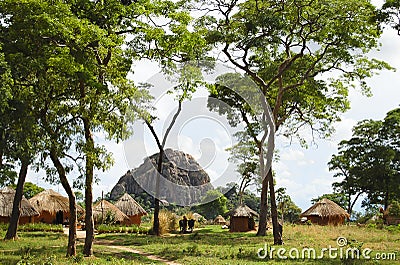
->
179 216 188 233
188 219 195 232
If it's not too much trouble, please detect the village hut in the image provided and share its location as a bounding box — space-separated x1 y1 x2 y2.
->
29 189 84 224
380 205 400 225
214 215 226 225
229 204 258 232
300 198 350 226
114 193 147 225
0 187 39 224
93 200 130 225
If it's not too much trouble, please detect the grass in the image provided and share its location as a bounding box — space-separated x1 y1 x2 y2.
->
97 224 400 264
0 223 398 264
0 229 160 264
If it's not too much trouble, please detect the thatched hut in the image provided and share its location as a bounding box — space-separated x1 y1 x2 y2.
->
381 205 400 225
0 187 39 224
301 198 349 226
214 215 226 225
29 189 84 224
229 204 258 232
93 200 130 225
114 193 147 225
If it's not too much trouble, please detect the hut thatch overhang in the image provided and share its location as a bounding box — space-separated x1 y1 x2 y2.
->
29 189 84 224
93 200 130 225
300 198 350 226
114 193 147 225
0 187 39 224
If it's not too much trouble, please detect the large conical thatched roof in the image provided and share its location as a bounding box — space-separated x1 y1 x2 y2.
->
0 187 39 217
93 200 130 224
230 204 259 218
301 198 350 219
114 193 147 217
29 189 84 214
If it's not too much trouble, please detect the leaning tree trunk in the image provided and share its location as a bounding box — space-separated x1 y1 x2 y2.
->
5 159 29 240
50 148 77 256
268 168 283 245
256 174 269 236
83 119 95 257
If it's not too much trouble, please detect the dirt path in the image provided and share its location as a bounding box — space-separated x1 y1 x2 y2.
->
63 228 181 265
106 245 182 265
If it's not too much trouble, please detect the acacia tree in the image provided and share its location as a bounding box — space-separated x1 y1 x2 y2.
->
0 0 85 250
226 133 260 204
1 0 143 255
0 41 42 240
329 147 365 216
201 0 391 244
330 109 400 211
133 63 207 236
0 51 17 188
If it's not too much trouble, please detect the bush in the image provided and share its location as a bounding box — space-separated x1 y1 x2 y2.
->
157 209 177 235
389 201 400 216
97 210 116 225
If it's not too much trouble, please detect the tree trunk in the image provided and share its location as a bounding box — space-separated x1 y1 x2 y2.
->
50 148 77 256
268 168 283 245
5 159 29 240
152 148 164 236
83 119 94 257
256 174 269 236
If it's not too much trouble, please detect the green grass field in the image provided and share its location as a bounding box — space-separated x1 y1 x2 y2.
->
0 224 399 264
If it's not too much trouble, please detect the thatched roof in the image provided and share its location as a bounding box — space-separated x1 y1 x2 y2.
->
230 204 259 218
214 215 226 223
29 189 84 214
301 198 350 219
114 193 147 217
0 187 39 217
93 200 130 223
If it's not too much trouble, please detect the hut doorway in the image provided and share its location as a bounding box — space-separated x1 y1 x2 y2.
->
55 210 63 224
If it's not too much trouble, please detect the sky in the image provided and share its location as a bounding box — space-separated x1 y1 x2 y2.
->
27 1 400 213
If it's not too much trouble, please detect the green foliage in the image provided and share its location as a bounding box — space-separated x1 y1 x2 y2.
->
330 108 400 212
379 0 400 35
97 210 116 225
10 182 44 199
388 201 400 216
195 190 228 220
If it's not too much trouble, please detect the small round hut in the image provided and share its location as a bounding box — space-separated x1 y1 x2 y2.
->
214 215 226 225
29 189 84 224
229 204 258 232
300 198 349 226
93 200 130 225
0 187 39 224
114 193 147 225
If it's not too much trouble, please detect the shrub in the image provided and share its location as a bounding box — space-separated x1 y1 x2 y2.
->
389 201 400 216
97 210 116 225
157 209 177 235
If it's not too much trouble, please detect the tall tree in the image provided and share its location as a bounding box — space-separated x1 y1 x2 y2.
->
329 149 364 216
0 0 84 250
330 109 400 212
226 134 259 204
201 0 391 244
133 63 205 236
